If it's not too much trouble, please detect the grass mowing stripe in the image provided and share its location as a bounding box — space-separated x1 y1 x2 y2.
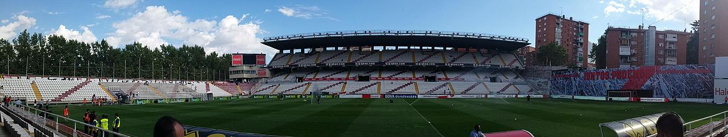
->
404 98 444 137
263 99 372 137
412 99 511 137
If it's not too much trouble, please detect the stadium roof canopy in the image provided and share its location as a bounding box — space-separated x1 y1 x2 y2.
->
262 30 530 51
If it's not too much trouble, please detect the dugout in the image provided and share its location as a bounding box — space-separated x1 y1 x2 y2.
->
599 113 675 137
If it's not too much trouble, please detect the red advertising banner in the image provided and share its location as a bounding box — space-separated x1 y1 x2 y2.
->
256 55 266 65
257 68 267 77
232 55 243 66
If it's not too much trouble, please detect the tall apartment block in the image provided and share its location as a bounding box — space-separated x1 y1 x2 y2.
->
535 14 589 68
699 0 727 64
605 26 690 68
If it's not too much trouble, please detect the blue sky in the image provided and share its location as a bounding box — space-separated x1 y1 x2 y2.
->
0 0 699 61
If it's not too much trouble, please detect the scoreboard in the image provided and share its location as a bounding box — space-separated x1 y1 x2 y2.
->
232 54 265 66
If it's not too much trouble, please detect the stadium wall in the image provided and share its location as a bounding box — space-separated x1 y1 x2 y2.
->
550 65 714 98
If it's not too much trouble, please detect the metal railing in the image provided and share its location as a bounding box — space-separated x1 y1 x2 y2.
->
263 30 530 43
5 104 130 137
646 110 728 137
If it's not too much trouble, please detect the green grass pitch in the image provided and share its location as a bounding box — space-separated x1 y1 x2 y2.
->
48 98 728 137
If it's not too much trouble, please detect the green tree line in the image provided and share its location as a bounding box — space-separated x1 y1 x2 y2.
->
0 30 233 81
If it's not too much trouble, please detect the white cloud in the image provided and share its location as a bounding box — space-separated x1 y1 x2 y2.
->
105 6 274 56
47 12 60 15
50 25 98 43
264 9 271 13
603 0 698 23
0 15 37 40
593 16 599 19
278 7 295 17
277 5 336 20
97 15 111 19
604 1 626 16
104 0 138 9
0 20 8 23
599 0 605 4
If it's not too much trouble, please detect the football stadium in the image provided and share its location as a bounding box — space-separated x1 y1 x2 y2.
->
0 30 727 137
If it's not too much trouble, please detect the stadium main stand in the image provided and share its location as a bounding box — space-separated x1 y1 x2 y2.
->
258 30 539 96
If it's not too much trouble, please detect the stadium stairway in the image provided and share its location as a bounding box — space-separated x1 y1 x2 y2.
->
318 51 348 63
385 70 409 78
496 83 514 94
460 82 483 94
320 70 347 78
254 84 278 94
351 51 379 62
147 85 168 98
318 82 345 91
51 80 92 102
349 82 378 94
383 50 410 63
448 52 469 63
479 54 496 64
212 83 240 95
423 82 449 94
31 82 42 101
288 52 317 65
417 51 440 63
127 83 141 94
99 84 117 101
277 83 310 94
385 82 414 94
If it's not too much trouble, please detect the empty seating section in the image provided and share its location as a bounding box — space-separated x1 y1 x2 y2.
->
514 84 532 94
350 51 380 63
274 82 310 94
65 79 112 101
381 50 413 63
380 70 411 78
309 82 345 93
0 78 35 100
317 70 349 78
451 82 488 94
268 72 290 81
253 83 279 94
444 51 477 64
289 52 318 65
417 82 448 94
344 82 378 94
33 79 83 101
269 53 291 66
415 51 445 63
414 70 445 78
447 70 480 80
317 51 349 63
476 53 504 65
206 82 233 97
382 82 415 94
500 54 523 68
210 82 240 95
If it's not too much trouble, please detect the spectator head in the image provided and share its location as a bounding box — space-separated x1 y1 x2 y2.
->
154 116 184 137
473 124 481 131
656 112 684 137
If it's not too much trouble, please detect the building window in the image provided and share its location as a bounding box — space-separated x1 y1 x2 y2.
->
705 1 708 5
713 6 716 10
712 24 716 30
712 34 715 39
713 15 716 20
658 35 664 39
659 43 664 47
705 10 708 15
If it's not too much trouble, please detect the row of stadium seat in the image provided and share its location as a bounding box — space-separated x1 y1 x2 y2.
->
268 50 523 67
266 69 523 82
253 81 537 95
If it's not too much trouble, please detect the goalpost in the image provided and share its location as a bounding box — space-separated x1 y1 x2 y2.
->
607 90 635 101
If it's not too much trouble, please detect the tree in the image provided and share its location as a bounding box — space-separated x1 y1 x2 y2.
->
590 32 608 69
537 42 567 66
686 20 699 64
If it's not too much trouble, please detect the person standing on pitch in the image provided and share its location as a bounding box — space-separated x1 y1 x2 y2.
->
470 124 485 137
113 113 121 137
63 105 69 122
100 115 110 137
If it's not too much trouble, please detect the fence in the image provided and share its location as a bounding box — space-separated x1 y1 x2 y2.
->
4 103 129 137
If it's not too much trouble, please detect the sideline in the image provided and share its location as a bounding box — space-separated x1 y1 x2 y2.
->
404 99 444 137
